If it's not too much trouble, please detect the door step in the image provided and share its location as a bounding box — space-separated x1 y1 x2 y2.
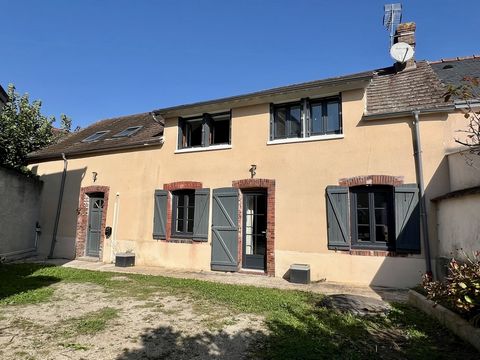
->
77 256 100 262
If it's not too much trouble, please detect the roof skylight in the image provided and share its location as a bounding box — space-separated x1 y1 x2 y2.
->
82 131 109 142
113 126 142 138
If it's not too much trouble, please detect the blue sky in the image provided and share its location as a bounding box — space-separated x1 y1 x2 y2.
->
1 0 478 128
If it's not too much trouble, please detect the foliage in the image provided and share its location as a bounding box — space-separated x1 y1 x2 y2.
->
1 264 478 358
0 84 77 170
445 76 480 155
423 252 480 325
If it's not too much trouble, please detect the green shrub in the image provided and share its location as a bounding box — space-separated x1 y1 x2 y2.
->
423 252 480 326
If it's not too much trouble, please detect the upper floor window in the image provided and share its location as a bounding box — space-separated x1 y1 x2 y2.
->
270 96 341 141
178 112 231 149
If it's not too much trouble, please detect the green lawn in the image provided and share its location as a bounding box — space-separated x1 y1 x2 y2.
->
0 263 477 359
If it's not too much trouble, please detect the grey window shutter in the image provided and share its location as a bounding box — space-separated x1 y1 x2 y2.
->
193 188 210 241
326 186 350 250
177 117 184 149
395 184 420 253
211 187 239 271
153 190 168 240
304 98 311 137
202 114 211 147
269 104 274 141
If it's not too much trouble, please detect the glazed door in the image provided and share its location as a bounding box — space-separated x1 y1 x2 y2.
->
242 191 267 270
86 197 104 257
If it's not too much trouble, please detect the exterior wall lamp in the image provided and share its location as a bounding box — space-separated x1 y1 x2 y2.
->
249 164 257 178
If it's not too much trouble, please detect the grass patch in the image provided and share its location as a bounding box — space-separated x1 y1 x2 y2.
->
59 342 90 351
1 263 478 359
68 307 119 335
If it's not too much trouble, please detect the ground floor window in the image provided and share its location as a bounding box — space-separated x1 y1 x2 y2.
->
326 182 420 253
350 186 394 250
172 190 195 237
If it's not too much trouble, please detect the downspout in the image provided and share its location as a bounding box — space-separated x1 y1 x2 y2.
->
412 111 433 277
110 192 120 263
48 153 67 259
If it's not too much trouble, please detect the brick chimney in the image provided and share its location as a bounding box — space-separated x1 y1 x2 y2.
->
394 22 416 70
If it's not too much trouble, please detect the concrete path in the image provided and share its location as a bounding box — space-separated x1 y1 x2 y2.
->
33 258 408 303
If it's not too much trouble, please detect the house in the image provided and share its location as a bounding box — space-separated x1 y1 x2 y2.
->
0 84 8 111
27 23 479 287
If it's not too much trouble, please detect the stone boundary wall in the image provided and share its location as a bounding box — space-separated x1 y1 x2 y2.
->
0 167 42 259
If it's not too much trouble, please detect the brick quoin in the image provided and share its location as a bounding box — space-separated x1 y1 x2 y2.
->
232 178 275 277
163 181 203 242
75 185 110 259
338 175 404 187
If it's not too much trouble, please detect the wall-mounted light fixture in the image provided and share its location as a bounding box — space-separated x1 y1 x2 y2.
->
249 164 257 179
92 171 98 182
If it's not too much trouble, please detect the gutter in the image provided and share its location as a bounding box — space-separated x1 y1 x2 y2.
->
363 105 455 121
48 153 68 258
27 138 163 163
412 111 433 277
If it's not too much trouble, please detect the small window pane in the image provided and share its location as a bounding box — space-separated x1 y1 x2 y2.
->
357 225 370 241
274 107 286 138
310 103 323 134
326 101 340 134
176 219 184 232
186 119 203 147
187 220 194 233
376 225 388 242
357 209 369 225
211 114 230 145
374 192 388 209
288 106 301 137
356 192 369 209
375 208 388 225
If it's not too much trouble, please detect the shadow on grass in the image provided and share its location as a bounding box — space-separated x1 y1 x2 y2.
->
115 301 479 360
0 263 60 304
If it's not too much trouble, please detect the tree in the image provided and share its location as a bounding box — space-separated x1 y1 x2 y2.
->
445 76 480 156
0 84 75 171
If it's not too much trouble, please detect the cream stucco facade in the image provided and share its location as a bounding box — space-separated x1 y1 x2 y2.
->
30 86 470 288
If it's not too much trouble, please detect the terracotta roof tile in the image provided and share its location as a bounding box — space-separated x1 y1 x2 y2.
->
365 61 450 116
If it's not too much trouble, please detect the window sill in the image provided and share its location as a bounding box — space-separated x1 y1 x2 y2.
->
267 134 343 145
175 144 232 154
166 238 194 244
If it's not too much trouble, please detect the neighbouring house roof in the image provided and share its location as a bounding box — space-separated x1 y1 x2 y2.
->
27 56 480 161
28 112 164 162
0 84 8 106
429 56 480 100
364 61 453 119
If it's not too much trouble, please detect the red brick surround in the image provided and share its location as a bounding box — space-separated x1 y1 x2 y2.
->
338 175 404 187
163 181 203 241
338 249 408 257
75 185 110 259
232 179 276 276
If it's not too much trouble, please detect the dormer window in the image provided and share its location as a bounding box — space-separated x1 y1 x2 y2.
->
113 126 142 138
178 112 231 149
82 131 109 142
270 96 342 141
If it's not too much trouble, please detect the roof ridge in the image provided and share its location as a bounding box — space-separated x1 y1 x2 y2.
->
428 55 480 64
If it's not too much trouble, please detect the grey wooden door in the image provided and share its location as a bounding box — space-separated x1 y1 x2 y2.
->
87 197 104 257
211 188 239 272
242 191 267 270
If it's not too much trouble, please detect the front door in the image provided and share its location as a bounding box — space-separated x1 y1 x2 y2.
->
87 196 104 257
242 191 267 270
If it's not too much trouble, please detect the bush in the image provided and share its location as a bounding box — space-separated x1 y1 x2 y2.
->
422 252 480 326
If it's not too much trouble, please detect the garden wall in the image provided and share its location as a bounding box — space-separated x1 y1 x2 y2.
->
0 166 42 260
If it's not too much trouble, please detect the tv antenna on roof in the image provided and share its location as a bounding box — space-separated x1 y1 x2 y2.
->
383 3 402 47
